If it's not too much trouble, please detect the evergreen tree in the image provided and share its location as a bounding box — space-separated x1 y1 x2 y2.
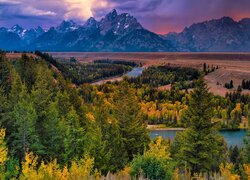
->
12 84 43 160
229 146 239 164
55 91 71 118
9 70 22 104
64 107 85 163
2 71 22 145
172 77 226 174
203 63 207 74
0 87 8 127
242 80 246 89
31 64 54 146
230 80 234 89
112 83 150 161
14 54 36 91
0 52 11 93
43 102 64 162
242 131 250 163
84 112 111 174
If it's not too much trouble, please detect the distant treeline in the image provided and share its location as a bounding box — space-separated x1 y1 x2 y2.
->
35 51 58 67
203 63 219 75
35 51 134 85
224 79 250 91
225 80 234 89
94 59 138 67
126 65 200 88
242 80 250 90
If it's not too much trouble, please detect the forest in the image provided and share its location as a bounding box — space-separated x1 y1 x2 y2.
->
127 65 200 89
35 51 135 85
0 52 250 179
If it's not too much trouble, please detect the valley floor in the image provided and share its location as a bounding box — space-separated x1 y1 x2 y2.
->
49 52 250 96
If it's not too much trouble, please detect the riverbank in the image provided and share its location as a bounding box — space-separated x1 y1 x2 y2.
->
147 124 249 131
147 124 185 131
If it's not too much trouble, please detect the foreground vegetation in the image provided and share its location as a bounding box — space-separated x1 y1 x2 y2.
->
0 52 250 179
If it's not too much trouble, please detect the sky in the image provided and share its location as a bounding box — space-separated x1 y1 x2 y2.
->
1 0 250 34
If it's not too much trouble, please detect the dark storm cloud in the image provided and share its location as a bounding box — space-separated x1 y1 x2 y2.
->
100 0 250 34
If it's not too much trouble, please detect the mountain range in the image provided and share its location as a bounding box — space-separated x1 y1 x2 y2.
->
1 9 250 52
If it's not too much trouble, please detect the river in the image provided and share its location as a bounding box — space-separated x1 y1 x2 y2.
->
92 67 144 85
125 67 144 77
150 129 248 147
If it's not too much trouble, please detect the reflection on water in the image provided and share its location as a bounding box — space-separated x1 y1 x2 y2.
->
125 67 143 77
150 130 247 147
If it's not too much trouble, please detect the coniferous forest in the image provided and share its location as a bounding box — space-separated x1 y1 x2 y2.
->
1 52 250 179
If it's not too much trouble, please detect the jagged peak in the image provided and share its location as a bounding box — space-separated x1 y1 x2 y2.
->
85 17 97 24
58 20 77 26
10 24 24 31
105 9 118 20
56 20 78 32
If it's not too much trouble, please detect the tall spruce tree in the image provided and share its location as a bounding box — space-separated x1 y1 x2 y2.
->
12 84 43 160
92 95 127 174
0 52 11 93
112 83 150 161
64 107 85 163
0 87 8 127
172 77 226 174
14 54 36 91
242 131 250 163
31 63 54 147
43 101 65 162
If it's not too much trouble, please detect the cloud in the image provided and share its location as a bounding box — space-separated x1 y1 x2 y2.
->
0 0 20 5
23 7 56 17
63 0 113 20
106 0 250 34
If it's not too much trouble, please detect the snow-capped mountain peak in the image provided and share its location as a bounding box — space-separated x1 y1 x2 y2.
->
9 25 26 37
56 20 79 33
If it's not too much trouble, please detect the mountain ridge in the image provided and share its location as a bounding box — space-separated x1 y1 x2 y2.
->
0 10 250 52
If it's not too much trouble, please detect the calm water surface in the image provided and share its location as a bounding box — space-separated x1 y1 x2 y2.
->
150 130 247 147
125 67 143 77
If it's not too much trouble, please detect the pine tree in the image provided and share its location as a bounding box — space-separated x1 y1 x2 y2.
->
0 87 8 127
229 146 239 164
242 80 246 89
12 84 43 160
172 77 226 174
84 111 111 174
31 64 54 147
43 102 65 162
64 107 85 163
112 83 150 161
230 80 234 89
0 52 11 93
0 129 8 179
14 54 36 91
2 71 22 146
9 70 23 103
55 91 71 118
203 63 207 74
242 131 250 163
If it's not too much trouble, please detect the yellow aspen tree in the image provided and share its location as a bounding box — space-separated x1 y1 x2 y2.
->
220 163 240 180
0 129 8 165
69 155 94 179
244 164 250 179
56 166 69 180
0 129 8 179
20 152 39 179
